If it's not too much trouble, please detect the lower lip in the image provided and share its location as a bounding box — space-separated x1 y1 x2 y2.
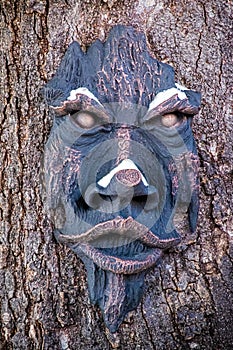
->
77 242 162 274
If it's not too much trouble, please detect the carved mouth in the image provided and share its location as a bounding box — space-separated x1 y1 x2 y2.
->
56 217 180 274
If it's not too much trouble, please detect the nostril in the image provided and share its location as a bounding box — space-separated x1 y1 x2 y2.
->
84 184 102 209
84 183 125 211
133 186 159 212
99 194 118 203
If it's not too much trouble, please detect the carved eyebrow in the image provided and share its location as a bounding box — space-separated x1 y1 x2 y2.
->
143 82 200 122
67 87 103 106
148 84 188 113
51 87 109 118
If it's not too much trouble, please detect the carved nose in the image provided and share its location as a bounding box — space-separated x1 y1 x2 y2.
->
84 169 158 213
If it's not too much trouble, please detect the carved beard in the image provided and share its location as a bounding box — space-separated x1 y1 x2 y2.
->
84 260 146 332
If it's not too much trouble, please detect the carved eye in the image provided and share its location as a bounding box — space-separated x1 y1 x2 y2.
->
70 111 98 129
161 113 182 127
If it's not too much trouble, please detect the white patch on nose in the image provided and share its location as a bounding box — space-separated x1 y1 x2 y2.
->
67 87 103 106
97 159 149 188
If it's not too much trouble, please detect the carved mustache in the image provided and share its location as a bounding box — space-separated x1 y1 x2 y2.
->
57 217 180 248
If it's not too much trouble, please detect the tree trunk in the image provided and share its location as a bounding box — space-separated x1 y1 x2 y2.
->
1 1 232 349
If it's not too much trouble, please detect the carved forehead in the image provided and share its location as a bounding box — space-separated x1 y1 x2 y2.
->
43 25 174 107
43 25 201 119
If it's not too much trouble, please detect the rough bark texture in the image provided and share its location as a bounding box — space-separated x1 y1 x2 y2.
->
1 1 232 349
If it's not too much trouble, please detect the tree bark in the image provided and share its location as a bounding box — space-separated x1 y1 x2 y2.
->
1 1 232 349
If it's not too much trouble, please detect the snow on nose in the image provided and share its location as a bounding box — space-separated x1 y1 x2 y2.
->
97 159 149 188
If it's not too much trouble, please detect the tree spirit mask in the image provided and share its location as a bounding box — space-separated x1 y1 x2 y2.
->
42 25 201 336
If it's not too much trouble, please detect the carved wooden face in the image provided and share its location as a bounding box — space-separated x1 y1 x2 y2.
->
42 25 201 333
